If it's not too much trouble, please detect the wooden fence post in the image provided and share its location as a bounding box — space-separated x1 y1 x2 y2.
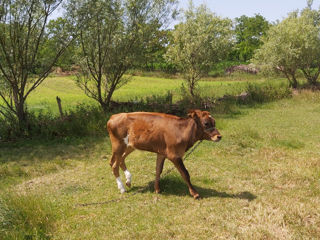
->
56 96 64 119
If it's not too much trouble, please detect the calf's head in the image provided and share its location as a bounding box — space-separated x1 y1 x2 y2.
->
188 110 222 142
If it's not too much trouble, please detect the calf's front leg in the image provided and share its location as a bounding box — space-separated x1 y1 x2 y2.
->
155 154 165 193
173 158 200 199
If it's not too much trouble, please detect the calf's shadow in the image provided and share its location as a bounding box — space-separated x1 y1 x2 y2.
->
129 175 256 201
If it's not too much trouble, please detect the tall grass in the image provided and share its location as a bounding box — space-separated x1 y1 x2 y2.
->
0 193 58 240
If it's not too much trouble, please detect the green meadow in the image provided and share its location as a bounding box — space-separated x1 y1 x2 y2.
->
1 75 320 239
26 74 283 114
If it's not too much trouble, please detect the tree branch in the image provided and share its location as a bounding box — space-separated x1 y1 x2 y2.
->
24 39 74 100
0 91 16 114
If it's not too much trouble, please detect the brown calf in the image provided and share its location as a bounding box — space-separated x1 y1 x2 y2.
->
106 109 222 199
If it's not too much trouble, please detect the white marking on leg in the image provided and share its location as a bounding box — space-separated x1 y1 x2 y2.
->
116 177 126 194
123 134 129 146
124 169 132 186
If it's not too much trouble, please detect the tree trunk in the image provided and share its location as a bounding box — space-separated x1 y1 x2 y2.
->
100 101 109 113
284 71 298 89
283 70 298 89
189 85 195 97
188 77 196 97
291 74 298 89
11 89 27 132
100 91 113 113
302 68 319 86
16 100 27 133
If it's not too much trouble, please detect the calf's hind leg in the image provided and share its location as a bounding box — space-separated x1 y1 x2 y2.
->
110 151 126 194
119 147 134 187
108 125 132 193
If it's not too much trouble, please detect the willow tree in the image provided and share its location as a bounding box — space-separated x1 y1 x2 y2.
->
0 0 71 130
298 7 320 85
165 3 233 97
67 0 177 112
254 8 320 88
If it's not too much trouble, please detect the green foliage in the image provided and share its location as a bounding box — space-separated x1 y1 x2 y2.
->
145 91 173 105
67 0 178 111
298 7 320 84
165 2 233 96
0 0 72 134
231 14 270 62
254 8 320 88
0 193 58 239
28 104 108 138
209 60 245 77
0 104 108 141
139 30 178 73
44 17 78 71
244 82 292 103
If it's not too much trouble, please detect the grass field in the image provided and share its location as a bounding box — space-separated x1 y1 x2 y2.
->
1 75 320 239
26 74 281 114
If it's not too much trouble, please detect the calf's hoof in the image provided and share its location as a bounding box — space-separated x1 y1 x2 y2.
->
126 181 131 188
193 193 200 200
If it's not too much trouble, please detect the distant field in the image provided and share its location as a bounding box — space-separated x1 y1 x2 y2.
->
1 84 320 239
27 74 283 114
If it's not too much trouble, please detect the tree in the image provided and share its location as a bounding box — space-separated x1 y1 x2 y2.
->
0 0 71 131
253 10 320 88
232 14 269 62
45 17 78 71
165 2 233 96
140 29 173 72
307 0 313 9
67 0 177 112
298 7 320 85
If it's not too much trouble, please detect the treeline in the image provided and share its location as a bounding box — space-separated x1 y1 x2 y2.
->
50 11 270 74
0 0 320 138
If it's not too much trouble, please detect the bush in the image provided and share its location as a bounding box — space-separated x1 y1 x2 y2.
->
177 84 203 109
145 91 173 105
29 104 108 139
244 82 292 103
0 104 109 141
0 117 20 141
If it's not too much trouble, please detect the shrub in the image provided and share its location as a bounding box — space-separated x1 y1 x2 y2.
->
145 91 173 105
244 82 292 103
0 104 108 141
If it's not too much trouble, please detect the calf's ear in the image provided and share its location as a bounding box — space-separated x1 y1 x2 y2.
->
202 111 210 117
187 109 196 118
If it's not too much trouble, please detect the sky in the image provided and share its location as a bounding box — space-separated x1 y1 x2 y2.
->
178 0 320 22
51 0 320 23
